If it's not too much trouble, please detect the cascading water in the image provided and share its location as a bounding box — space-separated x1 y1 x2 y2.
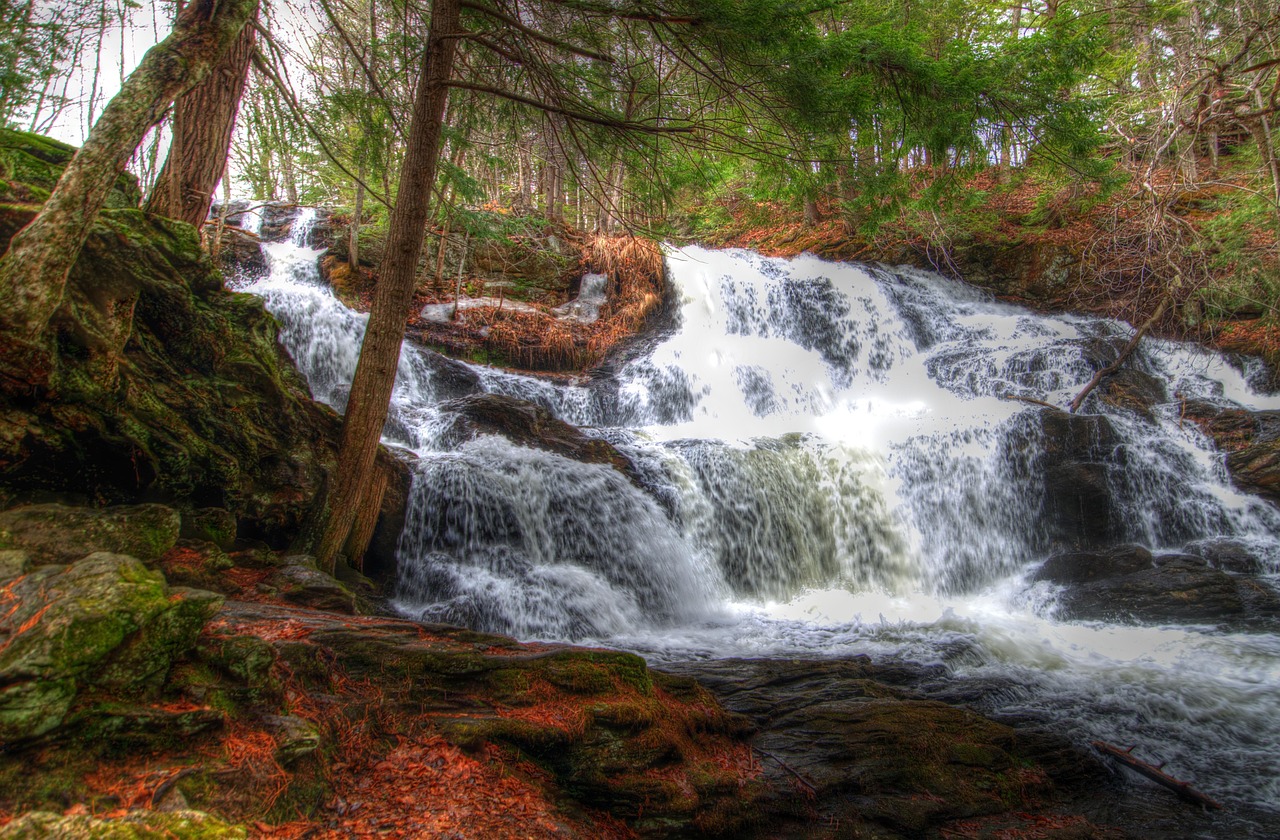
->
243 217 1280 821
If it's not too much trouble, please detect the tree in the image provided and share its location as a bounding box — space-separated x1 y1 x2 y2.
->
309 0 461 569
146 6 259 228
0 0 260 385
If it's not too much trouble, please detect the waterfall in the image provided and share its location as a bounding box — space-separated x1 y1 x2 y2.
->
242 219 1280 815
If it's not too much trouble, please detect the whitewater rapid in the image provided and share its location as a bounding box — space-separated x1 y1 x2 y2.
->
238 212 1280 818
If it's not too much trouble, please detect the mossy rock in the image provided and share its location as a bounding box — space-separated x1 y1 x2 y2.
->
0 129 140 209
0 553 221 741
0 503 180 565
0 809 246 839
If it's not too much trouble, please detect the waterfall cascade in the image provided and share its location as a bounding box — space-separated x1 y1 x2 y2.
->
239 212 1280 816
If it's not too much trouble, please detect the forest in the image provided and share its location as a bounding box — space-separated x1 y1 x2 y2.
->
1 0 1280 838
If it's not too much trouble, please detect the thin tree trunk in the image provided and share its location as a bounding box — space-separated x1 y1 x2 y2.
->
147 10 257 228
0 0 260 355
310 0 460 572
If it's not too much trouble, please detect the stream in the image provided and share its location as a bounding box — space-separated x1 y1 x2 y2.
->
236 207 1280 831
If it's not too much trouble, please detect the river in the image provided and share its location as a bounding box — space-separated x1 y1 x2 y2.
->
237 207 1280 827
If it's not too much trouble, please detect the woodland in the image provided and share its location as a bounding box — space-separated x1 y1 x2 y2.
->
1 0 1279 838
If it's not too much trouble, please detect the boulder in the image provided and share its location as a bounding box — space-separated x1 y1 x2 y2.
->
1035 547 1280 627
269 560 358 614
0 552 222 742
0 503 180 565
439 393 641 486
1184 537 1273 574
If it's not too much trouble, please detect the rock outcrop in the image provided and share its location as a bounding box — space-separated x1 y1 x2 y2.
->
0 129 408 565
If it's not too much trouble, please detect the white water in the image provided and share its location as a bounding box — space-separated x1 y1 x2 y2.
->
242 216 1280 817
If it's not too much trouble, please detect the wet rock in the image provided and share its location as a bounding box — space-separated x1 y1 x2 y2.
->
1182 401 1280 504
1098 368 1167 420
210 225 268 282
1036 412 1123 549
422 350 482 400
0 553 222 741
0 503 180 565
1185 537 1272 574
1032 544 1153 585
0 809 246 839
1036 547 1280 626
439 394 642 486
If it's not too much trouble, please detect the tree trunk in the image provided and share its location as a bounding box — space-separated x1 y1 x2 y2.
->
310 0 460 573
0 0 260 356
146 8 256 228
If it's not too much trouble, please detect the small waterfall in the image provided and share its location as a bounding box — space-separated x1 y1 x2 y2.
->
239 229 1280 815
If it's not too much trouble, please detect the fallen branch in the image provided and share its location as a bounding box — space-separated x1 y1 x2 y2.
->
755 748 817 797
1069 299 1168 414
997 392 1066 412
1092 741 1222 810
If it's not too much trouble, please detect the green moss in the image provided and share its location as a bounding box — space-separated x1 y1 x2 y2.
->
0 809 247 839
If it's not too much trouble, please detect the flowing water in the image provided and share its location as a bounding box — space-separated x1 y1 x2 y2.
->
238 210 1280 824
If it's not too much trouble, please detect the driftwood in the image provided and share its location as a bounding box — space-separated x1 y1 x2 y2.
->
1092 741 1222 810
1068 300 1168 414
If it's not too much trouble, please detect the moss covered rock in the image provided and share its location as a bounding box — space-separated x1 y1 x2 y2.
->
0 503 180 565
0 552 221 742
0 141 409 562
0 809 246 839
0 129 140 209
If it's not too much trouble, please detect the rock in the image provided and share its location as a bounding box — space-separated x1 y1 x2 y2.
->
1182 401 1280 504
270 563 357 614
1185 537 1272 574
1032 544 1153 585
0 183 409 571
180 507 238 550
0 129 140 208
0 550 30 581
0 553 222 742
211 225 268 283
0 503 180 565
439 394 642 486
1035 412 1122 548
1035 547 1280 627
158 540 235 591
422 349 483 401
662 658 1113 840
263 713 322 765
0 809 246 839
1098 368 1167 420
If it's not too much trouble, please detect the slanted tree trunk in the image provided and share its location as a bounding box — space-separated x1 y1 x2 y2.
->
310 0 460 573
0 0 260 357
146 8 257 228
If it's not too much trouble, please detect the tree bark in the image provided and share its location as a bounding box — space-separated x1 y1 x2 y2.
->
0 0 260 354
146 8 257 228
311 0 461 572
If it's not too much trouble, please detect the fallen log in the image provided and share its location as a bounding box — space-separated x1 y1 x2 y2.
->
1092 741 1222 810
